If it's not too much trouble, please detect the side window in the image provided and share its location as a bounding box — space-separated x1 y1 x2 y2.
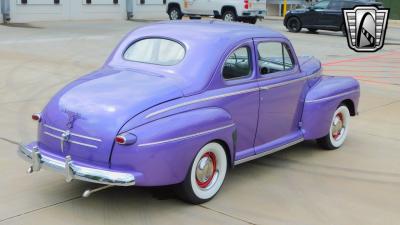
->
342 1 356 8
223 47 252 80
313 0 329 9
328 1 342 10
257 42 295 75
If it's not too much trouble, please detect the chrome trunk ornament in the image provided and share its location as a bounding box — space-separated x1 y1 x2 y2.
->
60 130 70 152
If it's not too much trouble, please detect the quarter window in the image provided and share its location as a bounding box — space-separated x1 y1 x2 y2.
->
223 47 252 80
124 38 185 66
257 42 295 75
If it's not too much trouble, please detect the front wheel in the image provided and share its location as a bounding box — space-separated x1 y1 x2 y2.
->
176 142 228 204
317 105 351 150
168 7 182 20
287 17 302 32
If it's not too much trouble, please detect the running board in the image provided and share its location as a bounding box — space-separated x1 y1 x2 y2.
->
234 138 304 165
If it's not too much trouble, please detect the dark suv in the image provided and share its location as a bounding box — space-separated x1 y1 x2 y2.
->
284 0 383 35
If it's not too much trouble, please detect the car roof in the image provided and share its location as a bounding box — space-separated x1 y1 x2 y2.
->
107 21 288 96
134 20 285 41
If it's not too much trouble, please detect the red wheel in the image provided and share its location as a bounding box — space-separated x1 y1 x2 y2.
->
176 142 228 204
195 152 217 189
317 105 351 150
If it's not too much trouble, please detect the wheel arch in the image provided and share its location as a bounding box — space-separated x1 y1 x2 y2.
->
167 2 181 13
341 99 356 116
212 138 234 168
221 5 237 16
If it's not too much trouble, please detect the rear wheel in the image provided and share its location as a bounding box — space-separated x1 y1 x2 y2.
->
176 142 228 204
168 6 183 20
317 105 351 150
222 10 237 22
248 17 258 24
287 17 302 32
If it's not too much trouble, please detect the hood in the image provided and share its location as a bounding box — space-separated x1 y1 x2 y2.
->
288 8 308 14
38 68 183 166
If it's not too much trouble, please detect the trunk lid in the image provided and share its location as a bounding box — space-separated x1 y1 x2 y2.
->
38 68 183 166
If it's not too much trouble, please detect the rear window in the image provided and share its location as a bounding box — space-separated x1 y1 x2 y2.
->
124 38 185 66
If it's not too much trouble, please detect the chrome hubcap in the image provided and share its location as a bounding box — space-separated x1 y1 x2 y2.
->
196 152 217 188
290 21 298 29
224 14 233 21
170 10 178 20
332 113 345 140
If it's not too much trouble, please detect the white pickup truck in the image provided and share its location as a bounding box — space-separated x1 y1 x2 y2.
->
166 0 266 24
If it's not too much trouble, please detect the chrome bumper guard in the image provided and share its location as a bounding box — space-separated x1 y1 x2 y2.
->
18 145 135 186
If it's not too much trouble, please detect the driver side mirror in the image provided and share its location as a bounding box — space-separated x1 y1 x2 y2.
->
308 6 315 11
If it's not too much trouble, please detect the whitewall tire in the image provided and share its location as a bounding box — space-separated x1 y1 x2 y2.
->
177 142 228 204
317 105 351 150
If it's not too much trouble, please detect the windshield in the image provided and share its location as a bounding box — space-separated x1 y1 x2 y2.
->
124 38 185 66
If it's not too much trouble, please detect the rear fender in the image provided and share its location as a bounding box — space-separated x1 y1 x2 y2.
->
111 107 235 186
302 76 360 140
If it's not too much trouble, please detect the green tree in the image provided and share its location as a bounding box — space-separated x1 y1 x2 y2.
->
383 0 400 19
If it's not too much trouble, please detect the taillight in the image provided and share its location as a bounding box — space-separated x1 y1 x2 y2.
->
115 133 137 145
115 136 127 144
244 0 249 9
32 113 41 122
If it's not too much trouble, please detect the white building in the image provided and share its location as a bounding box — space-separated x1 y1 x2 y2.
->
1 0 167 23
1 0 314 23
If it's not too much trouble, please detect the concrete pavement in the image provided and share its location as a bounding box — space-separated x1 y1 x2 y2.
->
0 19 399 225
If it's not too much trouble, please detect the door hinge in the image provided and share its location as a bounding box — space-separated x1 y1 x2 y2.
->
298 121 303 128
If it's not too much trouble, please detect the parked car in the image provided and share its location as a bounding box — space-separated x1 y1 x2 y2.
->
284 0 383 35
19 21 360 204
166 0 266 24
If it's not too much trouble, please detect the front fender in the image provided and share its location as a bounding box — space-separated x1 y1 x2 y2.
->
110 107 235 186
302 76 360 140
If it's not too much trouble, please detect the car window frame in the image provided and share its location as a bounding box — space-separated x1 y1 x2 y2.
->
327 1 342 10
122 36 186 66
256 40 297 79
221 42 256 85
313 0 330 9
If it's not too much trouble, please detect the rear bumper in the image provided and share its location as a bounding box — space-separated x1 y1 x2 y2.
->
18 144 135 186
241 10 266 18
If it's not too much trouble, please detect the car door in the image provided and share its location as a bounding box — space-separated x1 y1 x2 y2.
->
219 42 260 161
184 0 209 15
302 0 330 28
254 38 307 154
321 0 344 29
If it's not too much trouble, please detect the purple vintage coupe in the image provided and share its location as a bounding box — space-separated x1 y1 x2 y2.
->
19 21 360 204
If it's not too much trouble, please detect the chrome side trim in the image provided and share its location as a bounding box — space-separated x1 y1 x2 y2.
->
146 74 317 119
138 124 235 147
44 124 102 142
44 132 98 149
18 145 135 186
145 88 259 118
234 138 304 165
260 75 311 90
305 90 359 103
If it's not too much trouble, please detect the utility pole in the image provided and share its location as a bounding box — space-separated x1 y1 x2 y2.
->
1 0 10 24
283 0 287 17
